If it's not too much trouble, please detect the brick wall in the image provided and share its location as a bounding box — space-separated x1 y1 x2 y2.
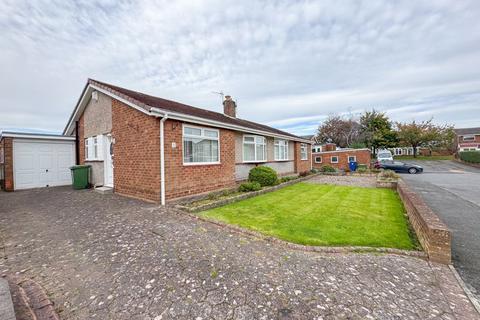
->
164 119 236 200
111 99 161 202
1 138 14 191
312 149 371 170
397 180 451 264
294 142 311 174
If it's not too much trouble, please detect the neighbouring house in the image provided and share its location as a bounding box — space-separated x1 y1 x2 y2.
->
389 147 420 157
311 143 371 170
0 131 75 191
454 127 480 152
62 79 312 204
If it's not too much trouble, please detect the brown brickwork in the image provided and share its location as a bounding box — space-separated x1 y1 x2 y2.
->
397 180 451 264
111 99 161 202
76 96 306 202
293 142 311 174
1 137 14 191
312 149 371 170
163 119 236 200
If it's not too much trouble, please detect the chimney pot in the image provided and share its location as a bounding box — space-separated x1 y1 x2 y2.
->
223 95 236 117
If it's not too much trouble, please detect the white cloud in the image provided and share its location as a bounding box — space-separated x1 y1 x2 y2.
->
0 0 479 134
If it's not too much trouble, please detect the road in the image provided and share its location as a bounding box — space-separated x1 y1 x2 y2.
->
402 160 480 302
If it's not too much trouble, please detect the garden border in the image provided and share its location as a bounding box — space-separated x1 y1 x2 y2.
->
176 173 322 213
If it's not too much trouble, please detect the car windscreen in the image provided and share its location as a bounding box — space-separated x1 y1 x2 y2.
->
378 153 391 158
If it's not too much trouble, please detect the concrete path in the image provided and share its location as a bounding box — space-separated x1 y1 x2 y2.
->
0 187 478 319
402 160 480 304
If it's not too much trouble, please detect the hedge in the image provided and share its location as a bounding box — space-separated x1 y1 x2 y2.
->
459 151 480 163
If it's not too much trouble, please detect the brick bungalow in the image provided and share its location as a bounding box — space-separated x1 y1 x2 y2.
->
311 143 371 170
63 79 312 204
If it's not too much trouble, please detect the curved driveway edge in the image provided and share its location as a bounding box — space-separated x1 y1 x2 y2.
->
0 187 478 319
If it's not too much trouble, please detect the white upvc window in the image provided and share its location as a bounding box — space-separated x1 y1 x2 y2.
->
84 138 89 160
312 146 322 153
331 156 339 163
315 156 322 163
85 135 104 161
348 155 356 162
463 135 475 141
243 135 266 162
274 139 289 161
300 143 308 160
183 125 220 165
93 137 99 159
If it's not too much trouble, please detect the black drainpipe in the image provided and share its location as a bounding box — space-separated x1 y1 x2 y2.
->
75 121 80 165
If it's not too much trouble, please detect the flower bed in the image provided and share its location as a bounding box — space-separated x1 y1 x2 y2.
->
176 173 321 212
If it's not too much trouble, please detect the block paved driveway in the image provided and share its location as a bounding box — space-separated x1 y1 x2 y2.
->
402 160 480 303
0 187 477 319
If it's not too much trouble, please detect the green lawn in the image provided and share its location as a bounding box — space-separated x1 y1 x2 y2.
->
200 183 415 249
395 155 453 161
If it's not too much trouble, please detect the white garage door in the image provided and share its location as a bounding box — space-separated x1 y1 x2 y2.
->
13 140 75 190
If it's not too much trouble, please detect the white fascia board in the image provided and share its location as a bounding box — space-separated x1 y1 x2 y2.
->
63 83 311 144
1 132 75 141
63 84 152 136
312 148 370 154
149 107 311 143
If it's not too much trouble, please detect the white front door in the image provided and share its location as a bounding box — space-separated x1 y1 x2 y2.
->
104 135 114 187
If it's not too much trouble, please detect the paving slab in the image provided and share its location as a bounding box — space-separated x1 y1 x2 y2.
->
0 278 16 320
0 186 478 319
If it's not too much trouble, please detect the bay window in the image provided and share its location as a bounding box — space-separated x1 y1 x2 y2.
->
243 135 266 162
183 125 220 164
274 139 288 161
300 143 308 160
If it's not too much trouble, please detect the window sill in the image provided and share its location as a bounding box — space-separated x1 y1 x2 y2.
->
85 159 104 162
242 160 267 164
183 162 221 166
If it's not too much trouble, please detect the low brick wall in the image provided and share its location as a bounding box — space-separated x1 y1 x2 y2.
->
397 180 451 264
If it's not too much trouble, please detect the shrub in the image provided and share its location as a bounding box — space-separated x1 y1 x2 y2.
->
320 165 336 173
459 151 480 163
371 168 381 173
310 168 319 174
299 171 310 177
248 166 278 186
238 181 262 192
279 176 296 183
379 169 399 180
357 167 367 174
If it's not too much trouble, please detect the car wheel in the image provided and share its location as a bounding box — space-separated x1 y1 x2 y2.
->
408 167 418 174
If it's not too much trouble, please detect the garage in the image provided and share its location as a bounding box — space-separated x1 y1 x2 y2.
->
0 131 75 191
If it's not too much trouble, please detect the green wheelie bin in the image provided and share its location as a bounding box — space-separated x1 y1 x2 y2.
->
70 165 91 189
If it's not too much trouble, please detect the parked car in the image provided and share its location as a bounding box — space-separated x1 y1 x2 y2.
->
374 160 423 174
377 149 393 162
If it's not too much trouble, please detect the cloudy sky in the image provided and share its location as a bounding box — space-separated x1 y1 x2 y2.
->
1 0 479 136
